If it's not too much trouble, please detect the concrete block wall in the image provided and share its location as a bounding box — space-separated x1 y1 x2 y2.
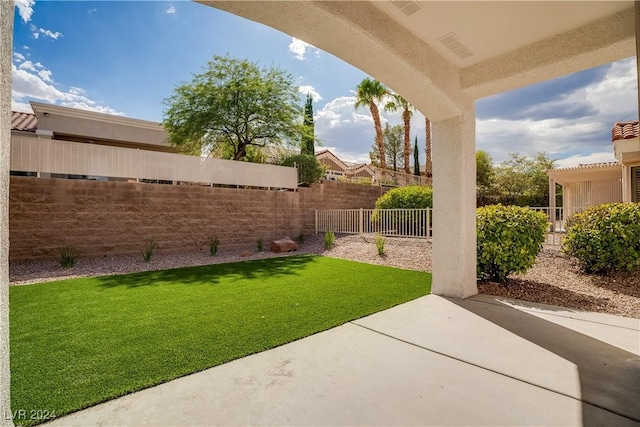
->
9 177 387 261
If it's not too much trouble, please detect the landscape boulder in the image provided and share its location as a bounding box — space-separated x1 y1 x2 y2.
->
270 237 298 253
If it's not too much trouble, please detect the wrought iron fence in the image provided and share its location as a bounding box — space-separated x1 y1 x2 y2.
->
315 208 431 238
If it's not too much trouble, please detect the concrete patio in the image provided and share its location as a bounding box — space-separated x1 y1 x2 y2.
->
45 294 640 426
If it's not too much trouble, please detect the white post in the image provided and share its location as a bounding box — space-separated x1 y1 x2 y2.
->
314 209 318 234
0 2 14 426
431 103 477 298
549 177 556 231
358 208 363 234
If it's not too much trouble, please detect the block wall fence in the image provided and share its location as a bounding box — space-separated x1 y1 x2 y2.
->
9 176 388 262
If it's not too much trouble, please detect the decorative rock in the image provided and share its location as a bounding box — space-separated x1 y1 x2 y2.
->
240 250 251 257
270 237 298 253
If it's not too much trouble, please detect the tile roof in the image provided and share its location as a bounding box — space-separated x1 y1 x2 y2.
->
11 111 37 132
611 121 639 141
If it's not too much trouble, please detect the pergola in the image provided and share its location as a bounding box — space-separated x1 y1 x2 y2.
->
0 1 638 422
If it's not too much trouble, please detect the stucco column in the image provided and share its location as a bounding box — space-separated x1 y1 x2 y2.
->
0 2 13 426
431 103 477 298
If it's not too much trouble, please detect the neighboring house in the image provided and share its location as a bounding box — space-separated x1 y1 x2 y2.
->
9 101 297 189
548 121 640 216
315 149 429 186
315 149 376 183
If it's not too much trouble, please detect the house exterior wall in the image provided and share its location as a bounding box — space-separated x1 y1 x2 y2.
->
9 177 388 262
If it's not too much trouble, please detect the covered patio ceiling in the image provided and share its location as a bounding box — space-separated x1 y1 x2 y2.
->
199 1 636 121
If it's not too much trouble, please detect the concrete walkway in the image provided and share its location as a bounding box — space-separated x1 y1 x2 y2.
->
46 295 640 426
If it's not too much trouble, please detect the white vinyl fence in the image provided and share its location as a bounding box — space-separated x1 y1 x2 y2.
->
315 208 431 238
316 206 594 245
10 136 298 189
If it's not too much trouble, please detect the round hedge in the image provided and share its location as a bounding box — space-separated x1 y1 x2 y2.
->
281 154 325 186
476 204 548 282
563 203 640 273
374 185 433 210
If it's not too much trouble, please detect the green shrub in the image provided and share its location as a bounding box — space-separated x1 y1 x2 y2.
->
375 234 385 256
281 154 326 186
208 235 220 256
256 237 263 253
324 231 335 250
142 238 158 263
296 231 305 244
374 185 433 210
372 186 433 236
476 204 548 282
563 203 640 273
54 244 81 268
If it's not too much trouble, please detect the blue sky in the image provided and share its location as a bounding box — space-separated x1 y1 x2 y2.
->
11 1 639 168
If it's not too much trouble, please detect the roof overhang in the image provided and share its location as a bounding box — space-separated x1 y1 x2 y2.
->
30 101 171 150
548 163 623 185
614 136 640 164
199 1 636 121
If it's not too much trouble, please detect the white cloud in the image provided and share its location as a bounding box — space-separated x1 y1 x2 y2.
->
555 152 618 169
88 7 97 14
37 69 53 83
18 60 36 71
39 28 63 40
11 60 124 116
13 52 25 62
298 85 323 102
289 38 315 61
15 0 35 23
477 57 638 165
166 5 176 14
11 99 33 114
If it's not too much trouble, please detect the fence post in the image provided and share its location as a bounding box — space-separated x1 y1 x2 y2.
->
359 208 363 234
315 209 318 234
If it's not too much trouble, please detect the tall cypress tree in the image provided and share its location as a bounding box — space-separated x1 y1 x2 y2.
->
301 93 315 155
413 135 420 176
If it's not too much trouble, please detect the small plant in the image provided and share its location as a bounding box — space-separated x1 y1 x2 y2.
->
296 231 305 244
208 235 220 256
563 203 640 273
324 231 335 250
256 237 263 252
476 204 548 282
375 234 385 256
142 238 158 262
54 244 81 268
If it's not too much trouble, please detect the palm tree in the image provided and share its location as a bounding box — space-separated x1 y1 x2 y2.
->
425 116 432 178
355 78 388 170
385 93 413 175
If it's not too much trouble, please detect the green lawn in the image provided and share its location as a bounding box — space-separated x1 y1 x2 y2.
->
10 255 431 425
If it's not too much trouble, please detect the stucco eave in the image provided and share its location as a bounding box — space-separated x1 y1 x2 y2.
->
461 8 636 100
199 0 469 122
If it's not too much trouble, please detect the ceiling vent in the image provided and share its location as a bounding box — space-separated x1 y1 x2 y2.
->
436 32 473 60
391 1 423 17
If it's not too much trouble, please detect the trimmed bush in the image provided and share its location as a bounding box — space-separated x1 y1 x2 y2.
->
374 185 433 210
281 154 325 186
476 204 548 282
372 186 433 237
563 203 640 273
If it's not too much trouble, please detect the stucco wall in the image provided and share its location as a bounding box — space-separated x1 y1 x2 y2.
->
9 177 387 261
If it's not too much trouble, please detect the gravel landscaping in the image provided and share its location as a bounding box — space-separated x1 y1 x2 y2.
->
10 233 640 319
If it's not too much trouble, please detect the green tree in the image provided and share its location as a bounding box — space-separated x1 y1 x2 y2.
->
301 93 315 155
368 124 403 171
385 94 413 175
493 152 556 206
476 150 494 200
413 135 420 176
162 55 307 161
355 78 389 170
281 154 325 186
